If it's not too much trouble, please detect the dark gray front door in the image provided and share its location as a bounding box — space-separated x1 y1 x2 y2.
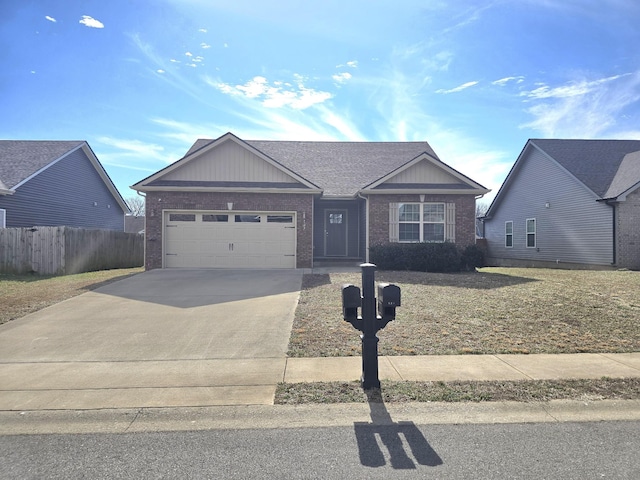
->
325 209 347 256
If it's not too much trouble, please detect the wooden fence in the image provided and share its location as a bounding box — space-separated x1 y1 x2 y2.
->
0 227 144 275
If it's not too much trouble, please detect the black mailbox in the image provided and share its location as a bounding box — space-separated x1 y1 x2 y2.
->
342 284 361 321
377 283 401 321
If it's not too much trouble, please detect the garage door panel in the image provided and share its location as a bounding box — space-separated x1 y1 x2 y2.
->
164 211 296 269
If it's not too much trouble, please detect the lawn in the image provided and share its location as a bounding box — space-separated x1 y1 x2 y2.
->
288 267 640 357
0 268 143 325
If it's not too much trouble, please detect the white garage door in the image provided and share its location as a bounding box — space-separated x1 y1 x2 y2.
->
164 211 296 269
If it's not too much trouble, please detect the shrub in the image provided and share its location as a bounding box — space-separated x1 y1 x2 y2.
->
460 244 486 271
370 242 464 272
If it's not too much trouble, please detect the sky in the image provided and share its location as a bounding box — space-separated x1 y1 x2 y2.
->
2 0 640 206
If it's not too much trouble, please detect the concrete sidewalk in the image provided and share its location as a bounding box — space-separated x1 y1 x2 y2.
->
1 352 638 412
284 352 640 383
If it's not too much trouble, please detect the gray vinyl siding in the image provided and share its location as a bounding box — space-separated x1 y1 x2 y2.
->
0 148 125 230
485 147 614 266
312 199 362 259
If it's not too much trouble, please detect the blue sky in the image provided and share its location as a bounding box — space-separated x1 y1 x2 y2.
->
2 0 640 205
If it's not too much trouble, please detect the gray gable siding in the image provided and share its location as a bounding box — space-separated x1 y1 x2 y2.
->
485 146 614 266
0 148 125 230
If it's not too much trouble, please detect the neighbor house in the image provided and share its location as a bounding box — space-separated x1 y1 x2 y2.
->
0 141 129 230
481 139 640 270
132 132 489 270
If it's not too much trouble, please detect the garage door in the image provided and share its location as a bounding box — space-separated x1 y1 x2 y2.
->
164 211 296 268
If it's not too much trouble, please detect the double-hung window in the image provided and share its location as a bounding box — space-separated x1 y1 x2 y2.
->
526 218 536 248
398 203 445 242
505 221 513 247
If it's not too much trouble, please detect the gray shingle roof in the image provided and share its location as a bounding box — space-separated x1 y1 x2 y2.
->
0 140 84 189
531 139 640 198
186 138 442 197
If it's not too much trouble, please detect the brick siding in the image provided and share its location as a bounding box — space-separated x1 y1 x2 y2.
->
367 194 477 247
144 191 313 270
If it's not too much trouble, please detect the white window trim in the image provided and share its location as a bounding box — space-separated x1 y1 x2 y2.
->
398 202 446 243
505 220 513 248
526 218 536 248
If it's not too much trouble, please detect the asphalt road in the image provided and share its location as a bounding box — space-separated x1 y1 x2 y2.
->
2 421 638 479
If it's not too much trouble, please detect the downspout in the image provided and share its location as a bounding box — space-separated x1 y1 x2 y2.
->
357 192 369 263
136 190 147 269
602 199 617 266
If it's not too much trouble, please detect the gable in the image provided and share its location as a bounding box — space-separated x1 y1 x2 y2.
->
134 134 320 193
0 140 84 190
364 153 489 195
384 159 467 185
0 145 128 229
487 139 640 217
604 150 640 200
162 138 300 184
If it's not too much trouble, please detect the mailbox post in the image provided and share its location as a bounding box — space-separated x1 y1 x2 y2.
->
342 263 401 389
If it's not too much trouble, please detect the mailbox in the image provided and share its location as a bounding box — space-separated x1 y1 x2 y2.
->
377 283 401 321
342 284 362 321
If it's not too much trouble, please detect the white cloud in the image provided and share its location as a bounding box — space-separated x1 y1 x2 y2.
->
157 69 165 74
210 75 333 110
436 81 479 94
223 42 229 48
332 72 352 84
170 58 180 63
79 15 104 29
521 74 628 99
198 28 207 33
200 42 211 49
185 51 193 57
96 136 174 165
45 16 56 23
520 72 640 137
347 61 358 68
493 76 524 86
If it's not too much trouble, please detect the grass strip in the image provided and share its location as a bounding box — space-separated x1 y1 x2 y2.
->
275 378 640 404
0 268 143 325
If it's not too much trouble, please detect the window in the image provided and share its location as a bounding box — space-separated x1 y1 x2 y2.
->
235 215 261 223
526 218 536 248
505 221 513 248
329 213 343 224
169 213 196 222
399 203 445 243
267 215 293 223
202 214 228 222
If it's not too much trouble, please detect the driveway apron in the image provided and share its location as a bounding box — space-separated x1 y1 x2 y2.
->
0 269 303 410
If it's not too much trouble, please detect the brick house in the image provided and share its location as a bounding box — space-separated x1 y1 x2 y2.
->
131 132 489 270
481 139 640 270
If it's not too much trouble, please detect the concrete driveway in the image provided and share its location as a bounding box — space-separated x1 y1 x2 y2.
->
0 269 303 410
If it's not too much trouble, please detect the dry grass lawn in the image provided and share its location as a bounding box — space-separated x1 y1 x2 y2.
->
0 268 143 325
289 267 640 357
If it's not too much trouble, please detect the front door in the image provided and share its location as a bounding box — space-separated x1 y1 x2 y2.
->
325 209 347 256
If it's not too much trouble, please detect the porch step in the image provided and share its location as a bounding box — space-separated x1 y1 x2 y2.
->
313 259 363 268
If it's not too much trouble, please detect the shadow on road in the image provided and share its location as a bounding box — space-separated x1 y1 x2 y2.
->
354 389 443 469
